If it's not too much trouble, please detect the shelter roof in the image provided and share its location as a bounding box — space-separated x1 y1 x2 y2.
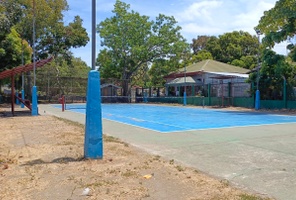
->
165 59 250 78
100 83 121 89
0 57 53 80
208 72 249 79
165 77 202 86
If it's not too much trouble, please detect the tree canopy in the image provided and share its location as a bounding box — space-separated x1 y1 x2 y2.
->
0 0 89 73
189 32 259 69
256 0 296 61
97 0 189 96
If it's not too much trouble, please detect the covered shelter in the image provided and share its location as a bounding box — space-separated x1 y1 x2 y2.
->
100 83 121 96
164 59 250 97
0 57 53 115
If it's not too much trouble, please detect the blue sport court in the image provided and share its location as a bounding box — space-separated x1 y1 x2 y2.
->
54 104 296 133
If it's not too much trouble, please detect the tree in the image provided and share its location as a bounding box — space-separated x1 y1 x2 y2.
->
37 56 90 97
248 49 294 100
205 31 258 68
256 0 296 61
0 0 23 35
231 56 257 69
16 0 88 62
191 35 211 54
0 27 32 72
205 36 222 61
97 0 188 96
0 0 32 72
190 50 213 64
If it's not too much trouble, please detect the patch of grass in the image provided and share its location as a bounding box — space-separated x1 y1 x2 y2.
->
220 179 230 187
86 180 118 187
104 135 128 146
239 194 269 200
169 159 174 165
175 165 185 172
121 169 138 177
153 155 161 161
54 116 84 129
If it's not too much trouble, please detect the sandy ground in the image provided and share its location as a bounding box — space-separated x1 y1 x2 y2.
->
0 105 272 200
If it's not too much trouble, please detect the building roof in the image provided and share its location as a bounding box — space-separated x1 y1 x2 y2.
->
100 83 121 89
165 77 202 86
165 59 250 78
207 72 249 79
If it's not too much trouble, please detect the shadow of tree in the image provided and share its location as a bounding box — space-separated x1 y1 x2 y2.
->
0 110 32 118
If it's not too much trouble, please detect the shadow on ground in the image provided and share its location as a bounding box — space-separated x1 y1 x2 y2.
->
21 157 85 166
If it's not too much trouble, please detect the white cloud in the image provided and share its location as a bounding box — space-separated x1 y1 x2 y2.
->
181 23 222 36
172 0 279 41
177 1 223 22
231 1 277 34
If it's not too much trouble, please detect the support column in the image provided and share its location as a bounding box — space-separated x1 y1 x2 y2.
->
84 70 103 159
21 89 25 108
255 90 260 110
31 86 38 116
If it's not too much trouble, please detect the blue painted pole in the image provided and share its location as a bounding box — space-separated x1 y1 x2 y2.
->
255 89 260 110
31 86 38 115
183 91 187 106
16 92 20 105
21 89 25 108
84 70 103 159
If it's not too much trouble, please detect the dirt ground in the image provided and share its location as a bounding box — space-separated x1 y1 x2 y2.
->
0 105 272 200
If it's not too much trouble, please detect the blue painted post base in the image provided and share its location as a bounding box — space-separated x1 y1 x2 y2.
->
16 92 20 105
31 86 38 116
21 89 25 108
183 91 187 106
84 70 103 159
255 89 260 110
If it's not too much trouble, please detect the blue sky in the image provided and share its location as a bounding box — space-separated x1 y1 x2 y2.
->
64 0 285 67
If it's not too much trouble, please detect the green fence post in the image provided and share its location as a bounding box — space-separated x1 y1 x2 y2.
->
208 84 211 106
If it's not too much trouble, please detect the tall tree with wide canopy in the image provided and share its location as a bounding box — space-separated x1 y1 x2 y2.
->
191 35 211 54
248 49 295 100
0 28 32 72
0 0 32 72
97 0 188 96
256 0 296 61
16 0 89 62
5 0 89 96
205 31 259 68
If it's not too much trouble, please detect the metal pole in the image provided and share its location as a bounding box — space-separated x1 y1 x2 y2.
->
92 0 96 70
255 29 261 110
21 39 25 108
256 34 260 90
183 65 187 106
33 0 36 86
31 0 38 115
